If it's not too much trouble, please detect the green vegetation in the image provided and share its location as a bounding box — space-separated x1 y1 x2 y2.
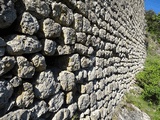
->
136 55 160 105
126 88 160 120
145 10 160 43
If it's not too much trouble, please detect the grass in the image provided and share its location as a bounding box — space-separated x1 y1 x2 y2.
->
126 88 160 120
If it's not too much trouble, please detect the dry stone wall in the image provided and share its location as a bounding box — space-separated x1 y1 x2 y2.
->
0 0 146 120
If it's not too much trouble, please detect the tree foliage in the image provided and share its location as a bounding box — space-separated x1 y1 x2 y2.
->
145 10 160 43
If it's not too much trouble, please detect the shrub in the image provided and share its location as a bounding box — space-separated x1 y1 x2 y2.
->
136 55 160 105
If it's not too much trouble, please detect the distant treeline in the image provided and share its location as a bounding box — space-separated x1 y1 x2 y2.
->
145 10 160 43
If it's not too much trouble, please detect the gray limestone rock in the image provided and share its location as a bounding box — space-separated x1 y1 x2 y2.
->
29 101 48 120
58 71 75 92
76 32 87 44
51 2 74 26
78 94 90 111
52 108 70 120
0 0 17 29
40 18 62 38
0 80 13 109
75 43 88 55
88 10 97 24
66 91 74 105
90 110 101 120
76 1 87 16
74 13 83 32
31 53 47 72
62 27 76 45
0 109 30 120
75 70 87 83
83 17 92 33
68 103 78 118
57 45 74 55
92 26 99 36
48 92 64 112
81 57 92 68
17 12 39 35
6 35 42 55
41 39 57 56
0 56 16 76
99 29 106 40
90 92 97 107
22 0 51 18
67 54 80 71
9 76 22 87
34 70 60 99
16 82 34 108
16 56 35 78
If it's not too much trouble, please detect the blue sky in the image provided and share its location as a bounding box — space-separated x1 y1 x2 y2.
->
145 0 160 14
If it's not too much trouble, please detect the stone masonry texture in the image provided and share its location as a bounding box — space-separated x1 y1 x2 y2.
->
0 0 146 120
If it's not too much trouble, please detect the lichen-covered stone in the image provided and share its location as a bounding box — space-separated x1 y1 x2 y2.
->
29 101 48 120
9 76 22 87
51 2 74 26
34 70 60 99
6 35 42 55
76 32 87 44
48 92 64 112
0 80 13 109
22 0 51 18
57 45 74 55
75 43 88 55
16 82 34 108
58 71 75 92
52 108 70 120
40 18 62 38
74 13 83 32
0 56 16 76
0 109 30 120
81 57 93 68
31 53 47 72
67 54 80 71
16 56 35 78
68 103 78 118
0 0 17 28
78 94 90 111
66 92 74 105
17 12 39 35
62 27 76 45
41 39 57 56
83 17 92 33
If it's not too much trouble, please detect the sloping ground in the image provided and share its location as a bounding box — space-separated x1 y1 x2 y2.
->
112 84 151 120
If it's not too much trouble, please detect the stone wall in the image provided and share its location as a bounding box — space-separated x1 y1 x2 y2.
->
0 0 146 120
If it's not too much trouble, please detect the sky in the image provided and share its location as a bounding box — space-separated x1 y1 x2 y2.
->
145 0 160 14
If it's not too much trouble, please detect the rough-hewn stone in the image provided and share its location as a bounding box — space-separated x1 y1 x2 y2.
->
48 92 64 112
58 71 75 92
6 35 42 55
16 82 34 108
16 56 35 78
17 12 39 35
34 70 60 99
